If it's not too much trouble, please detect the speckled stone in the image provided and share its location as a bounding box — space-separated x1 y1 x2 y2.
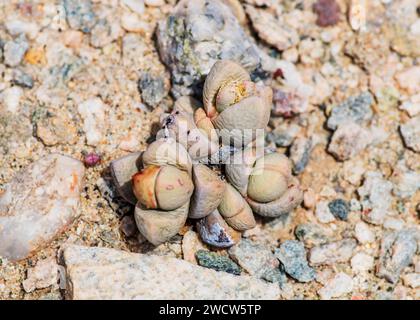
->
400 115 420 153
62 245 281 299
309 239 357 266
0 154 85 261
328 199 349 221
196 250 241 275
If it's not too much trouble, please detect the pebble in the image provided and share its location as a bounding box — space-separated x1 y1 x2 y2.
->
196 250 241 275
3 34 29 67
77 98 108 146
83 152 101 167
121 12 149 33
328 122 371 161
182 230 206 264
328 199 350 221
303 188 316 209
145 0 165 6
265 122 300 147
351 252 374 273
309 239 357 266
22 257 59 293
341 159 366 185
349 198 362 212
354 221 375 244
383 217 405 230
228 239 282 280
122 0 145 14
315 201 336 224
290 137 313 174
318 273 353 300
377 229 418 284
400 115 420 153
327 92 374 130
313 0 341 27
62 245 281 299
399 94 420 117
275 240 316 283
349 0 367 31
63 0 97 33
295 223 334 248
0 86 23 113
0 154 85 261
12 69 34 88
138 72 167 108
357 171 394 225
402 273 420 288
156 0 262 97
4 19 39 40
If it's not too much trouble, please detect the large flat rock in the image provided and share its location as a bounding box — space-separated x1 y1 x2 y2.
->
0 154 85 261
62 245 281 300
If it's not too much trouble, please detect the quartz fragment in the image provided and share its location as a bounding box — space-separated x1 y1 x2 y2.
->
315 201 336 224
400 116 420 153
376 229 418 284
275 240 316 283
62 245 280 299
156 0 262 97
354 221 375 244
0 86 23 114
402 273 420 288
77 98 108 146
318 273 353 300
295 223 333 248
391 160 420 199
0 154 85 261
309 239 357 266
357 171 393 225
351 252 374 273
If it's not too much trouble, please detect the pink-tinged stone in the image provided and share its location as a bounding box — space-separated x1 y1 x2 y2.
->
0 154 85 261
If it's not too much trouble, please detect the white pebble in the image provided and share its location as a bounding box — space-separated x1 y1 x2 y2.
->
351 252 374 273
354 222 375 244
349 0 367 31
315 201 336 224
145 0 165 6
1 86 23 113
318 273 353 300
121 12 149 32
402 273 420 288
78 98 108 146
399 94 420 117
5 19 39 39
383 217 404 230
121 0 145 15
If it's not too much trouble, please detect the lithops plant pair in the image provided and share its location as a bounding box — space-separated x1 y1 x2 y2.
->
111 60 303 248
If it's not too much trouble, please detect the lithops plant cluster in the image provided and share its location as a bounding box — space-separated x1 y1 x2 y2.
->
111 60 303 248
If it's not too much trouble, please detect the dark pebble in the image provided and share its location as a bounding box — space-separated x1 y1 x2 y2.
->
328 199 349 221
196 250 241 275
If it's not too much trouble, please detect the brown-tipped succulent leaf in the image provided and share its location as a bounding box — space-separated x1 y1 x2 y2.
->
203 60 250 119
133 165 194 211
218 184 256 231
247 178 303 217
196 209 241 248
110 152 143 205
142 138 192 175
247 153 290 203
194 108 218 143
189 164 226 219
134 201 189 246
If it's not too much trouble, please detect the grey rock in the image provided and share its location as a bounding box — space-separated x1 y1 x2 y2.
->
61 245 281 299
275 240 316 283
400 115 420 153
156 0 263 97
327 92 374 130
0 154 85 261
391 160 420 199
295 223 334 248
12 69 34 88
266 122 300 148
110 152 143 205
290 137 313 174
309 239 357 266
357 171 393 225
196 250 241 275
228 239 284 284
3 34 29 67
377 229 418 284
138 72 167 108
328 199 350 221
63 0 97 33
